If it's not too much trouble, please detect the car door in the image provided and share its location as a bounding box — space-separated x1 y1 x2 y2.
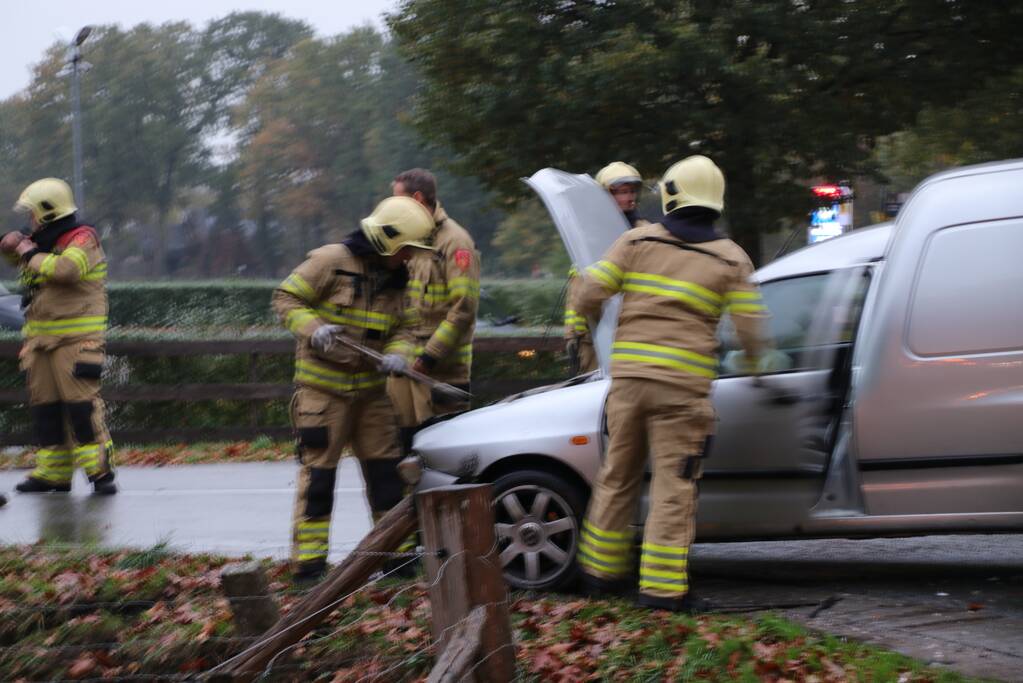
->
689 266 872 536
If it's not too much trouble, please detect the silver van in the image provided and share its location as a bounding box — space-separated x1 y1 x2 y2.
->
410 159 1023 591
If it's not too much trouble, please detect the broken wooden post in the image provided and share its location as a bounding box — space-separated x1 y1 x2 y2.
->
220 561 280 637
418 484 515 682
205 494 418 682
427 606 486 683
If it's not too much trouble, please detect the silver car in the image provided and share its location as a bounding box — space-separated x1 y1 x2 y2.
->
412 159 1023 591
0 283 24 332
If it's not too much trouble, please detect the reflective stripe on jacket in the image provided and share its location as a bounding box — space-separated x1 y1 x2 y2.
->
272 244 413 397
572 222 766 393
403 204 479 382
21 225 108 349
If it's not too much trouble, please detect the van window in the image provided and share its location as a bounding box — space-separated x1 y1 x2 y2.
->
909 219 1023 356
719 270 867 376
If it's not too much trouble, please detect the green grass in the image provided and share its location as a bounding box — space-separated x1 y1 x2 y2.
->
0 544 995 682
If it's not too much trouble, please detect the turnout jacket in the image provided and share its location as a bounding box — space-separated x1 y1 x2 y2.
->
403 204 480 382
572 222 766 394
273 243 414 397
9 222 108 351
564 215 650 344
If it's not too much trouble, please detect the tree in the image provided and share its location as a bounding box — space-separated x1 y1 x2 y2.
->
492 199 568 276
390 0 1023 262
237 28 503 273
876 66 1023 191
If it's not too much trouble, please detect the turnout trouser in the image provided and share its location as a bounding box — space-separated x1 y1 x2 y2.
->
387 374 470 428
20 340 114 485
289 385 407 570
579 377 714 600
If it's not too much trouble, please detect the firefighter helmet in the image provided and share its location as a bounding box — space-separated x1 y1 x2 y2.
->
659 155 725 214
595 161 642 189
14 178 77 225
360 196 435 256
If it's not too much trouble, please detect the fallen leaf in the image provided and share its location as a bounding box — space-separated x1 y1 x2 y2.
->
178 657 206 673
67 654 96 678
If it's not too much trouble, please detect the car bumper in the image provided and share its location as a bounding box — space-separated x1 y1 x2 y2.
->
416 466 460 492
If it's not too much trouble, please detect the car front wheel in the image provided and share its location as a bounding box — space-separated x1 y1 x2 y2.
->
490 469 586 591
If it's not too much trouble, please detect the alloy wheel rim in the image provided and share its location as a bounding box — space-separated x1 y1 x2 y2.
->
493 484 578 589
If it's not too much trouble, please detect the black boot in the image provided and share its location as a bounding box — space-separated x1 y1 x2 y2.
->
0 493 7 507
636 592 714 614
580 573 633 599
294 558 327 587
91 471 118 496
15 476 71 493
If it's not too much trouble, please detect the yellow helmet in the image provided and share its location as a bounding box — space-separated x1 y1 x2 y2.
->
14 178 78 224
659 155 725 214
360 196 436 256
595 161 642 189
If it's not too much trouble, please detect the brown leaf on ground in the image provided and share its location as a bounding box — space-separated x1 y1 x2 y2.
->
178 657 206 673
820 656 849 681
67 654 97 678
546 641 576 656
570 623 588 642
531 649 565 674
967 602 984 611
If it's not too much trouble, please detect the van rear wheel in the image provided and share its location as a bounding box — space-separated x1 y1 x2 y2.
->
490 469 585 592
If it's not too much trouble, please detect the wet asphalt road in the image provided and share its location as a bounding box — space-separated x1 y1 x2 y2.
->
0 461 371 561
1 462 1021 679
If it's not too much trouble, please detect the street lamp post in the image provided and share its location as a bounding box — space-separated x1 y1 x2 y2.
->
68 25 92 213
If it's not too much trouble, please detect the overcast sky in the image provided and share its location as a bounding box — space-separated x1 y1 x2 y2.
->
0 0 398 99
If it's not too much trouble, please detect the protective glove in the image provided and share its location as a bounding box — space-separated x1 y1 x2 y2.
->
310 324 343 353
0 231 25 254
378 353 408 375
565 338 580 376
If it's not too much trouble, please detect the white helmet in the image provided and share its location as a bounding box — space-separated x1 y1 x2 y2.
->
360 196 436 255
659 155 725 214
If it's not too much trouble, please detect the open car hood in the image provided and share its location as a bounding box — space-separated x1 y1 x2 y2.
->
522 168 630 370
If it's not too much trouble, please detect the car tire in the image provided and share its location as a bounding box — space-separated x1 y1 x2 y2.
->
489 468 587 592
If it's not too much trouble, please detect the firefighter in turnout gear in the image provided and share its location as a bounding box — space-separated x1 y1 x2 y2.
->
387 169 480 452
1 178 116 495
565 162 650 375
272 196 433 582
572 156 768 612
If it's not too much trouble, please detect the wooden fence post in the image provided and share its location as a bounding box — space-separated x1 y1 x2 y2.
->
205 495 419 682
219 561 280 637
418 484 515 682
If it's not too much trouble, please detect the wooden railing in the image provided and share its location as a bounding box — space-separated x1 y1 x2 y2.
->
0 336 564 446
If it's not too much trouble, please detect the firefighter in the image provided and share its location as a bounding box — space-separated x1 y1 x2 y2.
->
565 162 649 375
572 156 768 612
0 178 116 495
387 168 480 452
272 196 433 583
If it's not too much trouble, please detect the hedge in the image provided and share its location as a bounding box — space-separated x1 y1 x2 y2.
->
3 278 569 329
0 337 568 442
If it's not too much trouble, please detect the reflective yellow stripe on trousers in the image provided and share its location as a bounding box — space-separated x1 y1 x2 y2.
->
32 447 73 484
578 520 632 577
639 541 689 595
74 440 114 474
297 520 330 561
